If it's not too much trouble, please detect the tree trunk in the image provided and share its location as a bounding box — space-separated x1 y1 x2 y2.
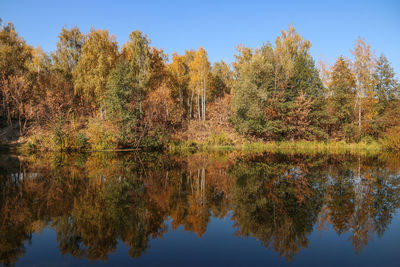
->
7 107 12 127
23 117 28 135
358 95 362 140
201 84 204 121
197 89 200 120
100 103 103 119
18 111 22 136
2 90 6 120
188 97 191 121
202 78 204 120
203 77 206 121
165 102 169 122
189 90 194 120
179 86 183 121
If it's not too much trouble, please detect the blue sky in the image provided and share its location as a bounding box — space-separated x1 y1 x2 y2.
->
1 0 399 74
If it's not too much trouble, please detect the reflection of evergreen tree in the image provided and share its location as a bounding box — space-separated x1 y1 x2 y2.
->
326 170 355 235
372 174 400 237
229 154 324 261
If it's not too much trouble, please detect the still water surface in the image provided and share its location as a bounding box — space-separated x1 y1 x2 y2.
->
1 151 400 266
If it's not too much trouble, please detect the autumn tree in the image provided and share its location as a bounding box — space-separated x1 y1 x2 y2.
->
232 44 252 79
231 45 277 138
210 60 233 99
105 31 162 147
105 59 139 146
351 37 376 139
0 20 32 125
26 47 51 124
189 47 210 121
73 28 118 116
146 48 176 124
149 47 168 91
285 91 313 140
0 20 31 79
274 25 311 93
144 82 175 128
36 26 86 121
2 76 31 134
120 30 152 116
169 53 190 121
52 26 84 80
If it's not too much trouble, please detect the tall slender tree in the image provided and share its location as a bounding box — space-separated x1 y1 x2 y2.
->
351 37 376 139
189 47 210 121
73 28 118 116
169 53 189 121
0 20 32 123
52 26 84 80
121 30 152 116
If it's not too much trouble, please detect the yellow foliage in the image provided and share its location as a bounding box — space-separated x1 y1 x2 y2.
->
85 118 119 151
144 83 177 126
382 126 400 151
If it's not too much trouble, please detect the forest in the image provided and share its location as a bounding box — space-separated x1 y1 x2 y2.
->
1 19 399 152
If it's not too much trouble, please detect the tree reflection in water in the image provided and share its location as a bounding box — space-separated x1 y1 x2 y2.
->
0 151 399 265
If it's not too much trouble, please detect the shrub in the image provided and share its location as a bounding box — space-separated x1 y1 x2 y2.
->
74 132 88 151
361 135 375 144
381 126 400 151
85 118 119 151
208 132 233 146
52 119 69 151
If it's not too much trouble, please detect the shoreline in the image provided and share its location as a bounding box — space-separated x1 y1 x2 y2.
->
7 139 387 156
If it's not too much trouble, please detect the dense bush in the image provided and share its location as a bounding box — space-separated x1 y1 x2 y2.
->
381 127 400 151
85 118 119 151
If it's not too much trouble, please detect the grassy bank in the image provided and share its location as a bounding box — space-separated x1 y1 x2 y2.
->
13 122 393 156
167 139 383 156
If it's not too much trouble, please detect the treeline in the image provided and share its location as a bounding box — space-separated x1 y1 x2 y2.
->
0 19 399 151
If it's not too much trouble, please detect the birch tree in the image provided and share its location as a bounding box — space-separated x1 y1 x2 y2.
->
74 28 118 116
189 47 210 121
351 37 376 139
169 53 189 121
121 30 152 117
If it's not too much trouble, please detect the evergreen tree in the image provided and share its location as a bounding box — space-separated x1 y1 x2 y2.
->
374 54 399 108
326 56 357 140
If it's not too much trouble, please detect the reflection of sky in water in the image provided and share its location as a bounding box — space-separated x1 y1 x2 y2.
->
16 212 400 266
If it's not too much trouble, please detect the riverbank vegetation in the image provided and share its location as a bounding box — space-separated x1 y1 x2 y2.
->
1 19 399 152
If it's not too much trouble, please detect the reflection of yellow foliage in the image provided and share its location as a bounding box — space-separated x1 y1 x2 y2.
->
1 151 400 264
30 220 47 234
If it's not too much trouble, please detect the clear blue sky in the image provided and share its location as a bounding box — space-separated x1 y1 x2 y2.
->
1 0 399 74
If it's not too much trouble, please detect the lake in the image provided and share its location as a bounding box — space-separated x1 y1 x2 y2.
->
1 151 400 266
